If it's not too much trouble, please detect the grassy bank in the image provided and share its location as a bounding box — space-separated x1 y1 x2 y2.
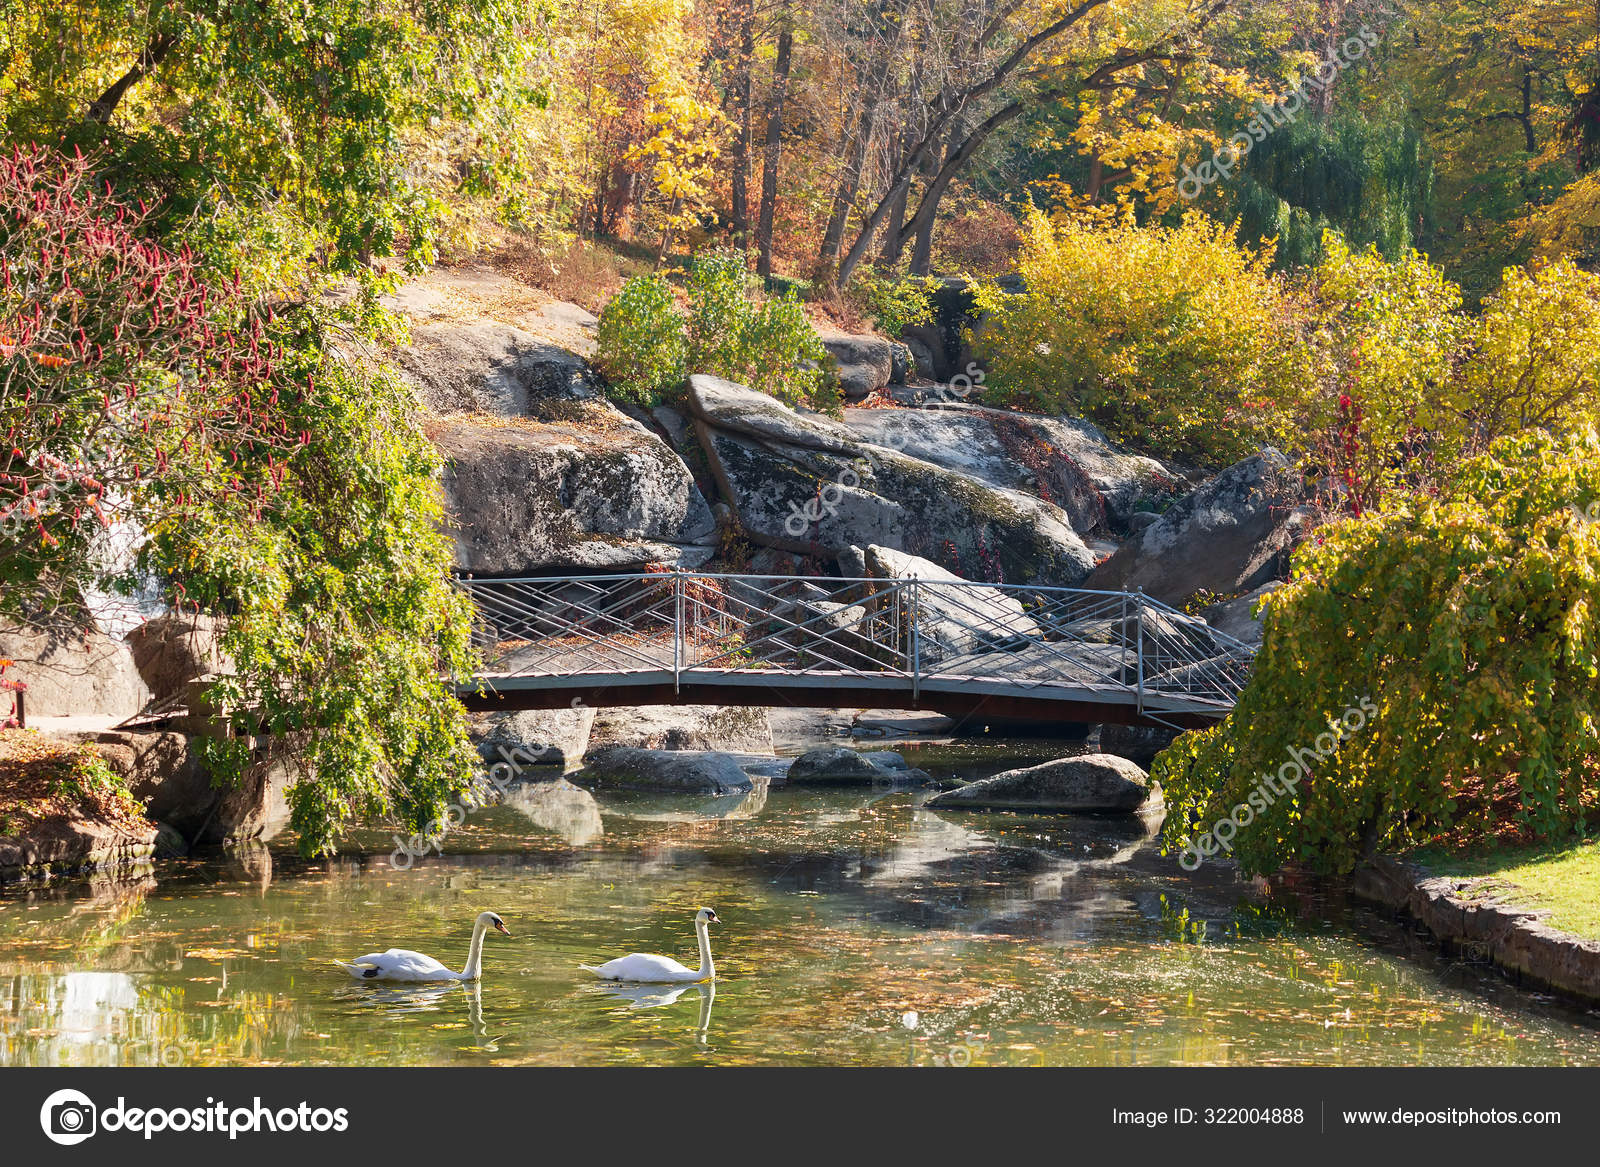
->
1408 837 1600 942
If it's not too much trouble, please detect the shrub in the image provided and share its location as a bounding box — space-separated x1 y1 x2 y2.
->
1155 428 1600 875
684 251 752 375
593 274 687 405
1460 257 1600 446
1305 233 1466 510
1307 237 1600 512
858 274 934 337
972 210 1309 465
739 290 833 408
593 250 834 409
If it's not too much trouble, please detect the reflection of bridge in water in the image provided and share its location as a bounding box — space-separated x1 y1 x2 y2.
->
456 572 1254 730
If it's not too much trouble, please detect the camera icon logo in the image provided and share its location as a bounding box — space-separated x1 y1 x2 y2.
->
39 1089 97 1146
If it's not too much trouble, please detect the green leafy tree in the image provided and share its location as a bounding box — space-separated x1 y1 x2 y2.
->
1157 428 1600 875
1 145 476 856
0 0 553 287
151 307 479 857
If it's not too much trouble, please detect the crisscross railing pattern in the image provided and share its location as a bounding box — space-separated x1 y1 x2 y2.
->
458 571 1256 719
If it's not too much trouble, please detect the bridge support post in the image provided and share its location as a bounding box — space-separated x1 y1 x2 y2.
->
1134 587 1145 714
909 578 920 706
673 570 683 694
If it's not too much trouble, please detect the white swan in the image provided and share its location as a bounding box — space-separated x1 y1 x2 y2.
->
581 908 719 983
335 911 510 982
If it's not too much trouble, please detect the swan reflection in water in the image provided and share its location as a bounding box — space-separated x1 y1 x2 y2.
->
334 981 505 1050
597 982 716 1045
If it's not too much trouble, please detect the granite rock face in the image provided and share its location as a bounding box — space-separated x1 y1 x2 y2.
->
842 405 1180 534
434 416 717 573
587 705 773 754
0 621 151 721
1085 452 1308 606
688 375 1096 585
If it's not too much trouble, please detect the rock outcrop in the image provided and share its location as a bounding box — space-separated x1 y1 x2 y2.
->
1200 581 1284 648
126 613 230 707
842 405 1180 534
857 545 1039 658
927 753 1162 815
472 706 597 770
385 265 601 418
687 375 1096 585
0 620 151 722
77 729 292 844
1085 451 1310 606
389 264 717 574
433 416 717 573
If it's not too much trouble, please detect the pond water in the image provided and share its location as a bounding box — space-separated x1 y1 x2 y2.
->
4 741 1600 1067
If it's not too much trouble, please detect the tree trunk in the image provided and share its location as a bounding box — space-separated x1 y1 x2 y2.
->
756 20 795 277
728 0 756 244
827 0 1122 288
1519 64 1537 153
86 32 179 124
819 103 879 268
843 99 1029 287
909 126 956 274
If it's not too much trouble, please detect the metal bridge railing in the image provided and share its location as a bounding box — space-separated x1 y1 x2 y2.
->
456 571 1256 717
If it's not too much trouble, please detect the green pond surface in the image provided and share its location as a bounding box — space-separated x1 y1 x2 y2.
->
3 740 1599 1067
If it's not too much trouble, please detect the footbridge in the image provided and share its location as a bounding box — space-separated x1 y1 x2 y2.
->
455 571 1254 730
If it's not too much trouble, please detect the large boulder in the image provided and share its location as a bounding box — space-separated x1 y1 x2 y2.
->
0 621 151 721
81 729 292 843
472 706 596 770
818 329 894 400
782 745 931 786
687 375 1096 585
573 746 756 794
125 613 230 707
1200 581 1284 648
384 265 601 418
433 416 718 573
843 405 1179 534
1085 452 1310 606
588 705 773 754
927 753 1162 815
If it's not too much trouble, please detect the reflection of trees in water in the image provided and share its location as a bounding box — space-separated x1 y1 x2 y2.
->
0 972 294 1066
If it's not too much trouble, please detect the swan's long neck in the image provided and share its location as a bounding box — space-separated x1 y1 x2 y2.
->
694 920 714 981
459 919 490 980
